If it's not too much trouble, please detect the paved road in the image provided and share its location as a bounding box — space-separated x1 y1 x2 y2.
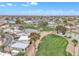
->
4 34 14 47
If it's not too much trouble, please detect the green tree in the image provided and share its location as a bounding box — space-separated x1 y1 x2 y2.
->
16 19 21 24
56 25 66 35
65 52 72 56
0 45 5 52
63 19 68 26
72 39 78 56
54 19 61 25
38 20 48 27
0 29 5 38
16 52 25 56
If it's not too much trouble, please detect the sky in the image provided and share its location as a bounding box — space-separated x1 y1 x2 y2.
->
0 2 79 15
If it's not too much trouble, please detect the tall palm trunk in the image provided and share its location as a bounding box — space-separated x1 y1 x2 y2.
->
73 45 76 56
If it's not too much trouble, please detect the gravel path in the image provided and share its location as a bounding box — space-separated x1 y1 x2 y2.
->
26 31 53 56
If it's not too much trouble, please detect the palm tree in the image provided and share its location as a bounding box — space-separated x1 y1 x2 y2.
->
72 39 78 56
29 32 40 49
69 24 73 35
28 32 40 55
29 32 40 47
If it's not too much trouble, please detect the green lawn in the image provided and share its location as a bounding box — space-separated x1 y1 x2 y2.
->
21 23 55 31
40 27 55 31
21 23 39 29
36 34 68 56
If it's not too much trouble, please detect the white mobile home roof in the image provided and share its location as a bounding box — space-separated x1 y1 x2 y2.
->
11 50 19 53
18 36 30 41
11 42 29 49
17 33 26 36
24 29 39 33
0 52 11 56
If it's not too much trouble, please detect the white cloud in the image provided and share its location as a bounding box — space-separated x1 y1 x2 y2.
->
7 3 13 6
19 10 79 16
30 2 38 6
6 3 16 6
21 4 29 7
21 2 38 7
0 4 5 7
48 10 79 15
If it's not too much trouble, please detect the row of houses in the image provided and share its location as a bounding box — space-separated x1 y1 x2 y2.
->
58 24 79 41
0 18 39 56
0 28 39 56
